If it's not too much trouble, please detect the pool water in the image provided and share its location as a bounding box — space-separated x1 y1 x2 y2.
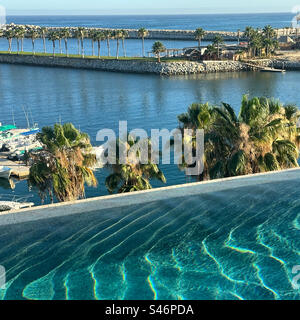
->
0 173 299 300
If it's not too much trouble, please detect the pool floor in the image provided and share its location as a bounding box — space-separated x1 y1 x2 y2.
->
0 177 299 300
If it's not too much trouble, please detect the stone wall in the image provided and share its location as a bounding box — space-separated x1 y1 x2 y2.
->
1 53 299 75
0 53 251 75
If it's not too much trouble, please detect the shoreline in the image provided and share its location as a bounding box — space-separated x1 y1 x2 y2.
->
0 52 300 75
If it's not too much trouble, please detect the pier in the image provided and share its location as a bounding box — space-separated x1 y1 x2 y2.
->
242 62 286 73
0 153 30 178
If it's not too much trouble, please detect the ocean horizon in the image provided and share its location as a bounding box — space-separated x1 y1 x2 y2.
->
5 12 296 31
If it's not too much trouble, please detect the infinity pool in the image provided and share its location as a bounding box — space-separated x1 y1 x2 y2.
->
0 171 299 300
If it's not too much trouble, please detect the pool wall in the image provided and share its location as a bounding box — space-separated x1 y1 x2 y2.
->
1 168 300 227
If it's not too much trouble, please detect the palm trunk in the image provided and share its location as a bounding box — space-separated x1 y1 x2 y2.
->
81 39 84 58
77 39 80 55
92 40 94 56
142 37 145 57
43 36 46 53
98 40 101 58
32 39 35 55
116 39 119 59
17 39 20 54
65 39 68 57
107 39 110 56
198 39 201 48
8 39 12 53
158 52 161 63
122 38 126 57
59 39 62 54
21 39 24 52
53 41 56 57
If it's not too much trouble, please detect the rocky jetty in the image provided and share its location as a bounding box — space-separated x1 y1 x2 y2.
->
0 53 251 75
3 23 295 42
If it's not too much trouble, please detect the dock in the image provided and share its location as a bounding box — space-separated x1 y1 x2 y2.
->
0 153 30 178
243 62 286 73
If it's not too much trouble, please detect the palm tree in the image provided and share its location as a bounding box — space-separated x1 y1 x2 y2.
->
263 25 276 40
204 45 217 59
120 29 129 57
212 35 224 59
29 123 97 203
177 96 300 181
138 28 149 57
264 38 274 57
249 30 263 57
244 26 254 54
4 29 14 53
94 31 104 58
57 31 63 54
28 29 39 55
75 27 86 57
105 136 166 193
152 41 166 62
15 27 25 53
89 29 96 56
40 27 48 53
60 28 72 57
48 31 59 57
104 30 112 57
113 30 123 59
195 28 206 48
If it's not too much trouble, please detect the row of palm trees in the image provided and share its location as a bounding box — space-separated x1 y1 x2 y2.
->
28 95 300 203
1 26 153 58
178 96 300 180
243 25 279 57
195 25 281 59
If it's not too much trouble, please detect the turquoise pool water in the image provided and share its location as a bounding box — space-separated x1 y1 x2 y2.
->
0 173 299 300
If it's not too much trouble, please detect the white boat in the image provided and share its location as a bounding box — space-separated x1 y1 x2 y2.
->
0 201 34 212
0 166 12 179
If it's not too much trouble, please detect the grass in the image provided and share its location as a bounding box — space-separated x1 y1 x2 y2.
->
0 51 187 63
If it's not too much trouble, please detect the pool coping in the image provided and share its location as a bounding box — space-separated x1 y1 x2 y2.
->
1 167 300 226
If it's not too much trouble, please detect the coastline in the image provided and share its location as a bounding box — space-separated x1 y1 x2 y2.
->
0 52 300 75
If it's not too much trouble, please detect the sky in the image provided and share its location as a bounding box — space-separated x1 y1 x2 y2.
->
0 0 299 15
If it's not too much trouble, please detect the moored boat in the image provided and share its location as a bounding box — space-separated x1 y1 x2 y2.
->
0 166 12 179
0 201 34 212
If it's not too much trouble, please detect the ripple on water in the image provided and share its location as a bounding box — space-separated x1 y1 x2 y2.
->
1 178 300 300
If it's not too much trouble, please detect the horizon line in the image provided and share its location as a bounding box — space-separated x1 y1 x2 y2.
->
5 11 294 16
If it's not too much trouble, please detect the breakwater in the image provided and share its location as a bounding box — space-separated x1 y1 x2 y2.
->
5 23 299 42
0 53 249 75
0 53 299 75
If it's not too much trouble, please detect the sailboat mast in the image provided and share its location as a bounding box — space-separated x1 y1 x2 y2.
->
22 106 30 129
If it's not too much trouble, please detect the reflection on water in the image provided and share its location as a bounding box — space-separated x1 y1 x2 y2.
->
0 179 15 190
0 64 299 204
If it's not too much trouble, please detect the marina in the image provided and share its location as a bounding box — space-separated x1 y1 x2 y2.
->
0 154 29 178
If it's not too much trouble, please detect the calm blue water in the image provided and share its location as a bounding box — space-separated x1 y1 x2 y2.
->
0 65 300 204
6 13 295 30
1 13 294 57
0 171 299 300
